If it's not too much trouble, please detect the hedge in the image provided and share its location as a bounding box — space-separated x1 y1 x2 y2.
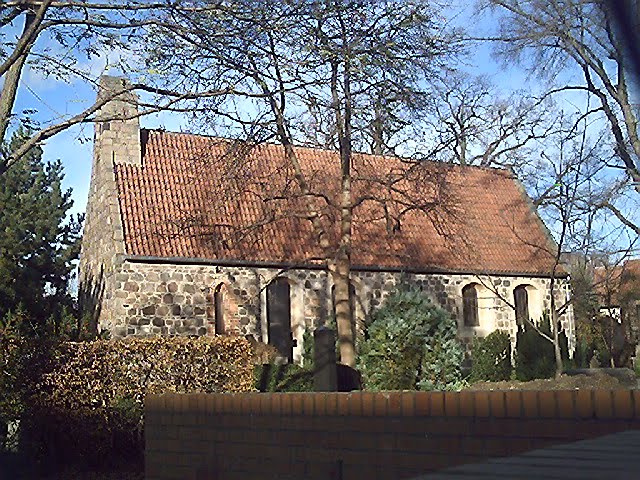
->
12 335 254 469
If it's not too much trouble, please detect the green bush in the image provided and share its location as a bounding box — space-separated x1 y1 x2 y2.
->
469 330 512 382
12 335 253 469
514 316 555 381
254 364 314 392
357 288 466 391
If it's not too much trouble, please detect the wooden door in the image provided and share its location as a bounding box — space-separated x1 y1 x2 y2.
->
267 278 293 362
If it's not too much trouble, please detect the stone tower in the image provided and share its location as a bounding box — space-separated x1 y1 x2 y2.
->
79 76 141 334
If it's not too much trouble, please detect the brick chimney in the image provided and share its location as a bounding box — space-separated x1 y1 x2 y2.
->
79 75 140 333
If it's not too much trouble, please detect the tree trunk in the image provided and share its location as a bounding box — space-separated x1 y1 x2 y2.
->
330 253 355 367
550 286 564 378
0 12 36 152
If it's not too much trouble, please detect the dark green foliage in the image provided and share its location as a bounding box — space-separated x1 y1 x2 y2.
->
0 328 59 435
572 333 592 368
302 328 315 368
514 315 555 381
357 288 465 391
254 364 313 392
469 331 512 382
558 328 575 369
0 128 82 333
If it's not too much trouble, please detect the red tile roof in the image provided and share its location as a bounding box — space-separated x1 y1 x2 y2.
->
114 129 561 275
594 260 640 306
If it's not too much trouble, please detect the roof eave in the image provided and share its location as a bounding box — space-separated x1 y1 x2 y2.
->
118 254 569 279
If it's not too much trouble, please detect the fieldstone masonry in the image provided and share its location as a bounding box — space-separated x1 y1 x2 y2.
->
79 76 138 326
99 258 574 363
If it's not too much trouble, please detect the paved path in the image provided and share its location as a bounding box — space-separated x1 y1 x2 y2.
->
416 430 640 479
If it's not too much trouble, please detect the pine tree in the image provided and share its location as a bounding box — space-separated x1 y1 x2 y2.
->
0 128 82 334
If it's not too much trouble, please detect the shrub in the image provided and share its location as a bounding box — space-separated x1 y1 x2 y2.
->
357 288 466 391
469 331 512 382
254 364 314 392
19 335 253 469
514 316 555 381
248 337 281 364
0 336 59 444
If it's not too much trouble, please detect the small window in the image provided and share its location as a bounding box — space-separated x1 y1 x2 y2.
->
214 284 225 335
462 284 479 327
514 285 529 325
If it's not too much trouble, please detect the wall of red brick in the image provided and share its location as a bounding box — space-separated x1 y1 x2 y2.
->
145 390 640 480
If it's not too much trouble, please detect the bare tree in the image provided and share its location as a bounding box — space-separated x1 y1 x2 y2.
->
425 73 559 170
482 0 640 230
0 1 239 173
144 0 461 366
469 111 626 376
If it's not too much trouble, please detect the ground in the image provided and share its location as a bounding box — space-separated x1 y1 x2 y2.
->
468 370 638 390
0 455 144 480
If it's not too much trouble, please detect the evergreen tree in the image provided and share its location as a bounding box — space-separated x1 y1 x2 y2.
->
358 288 466 391
0 128 82 334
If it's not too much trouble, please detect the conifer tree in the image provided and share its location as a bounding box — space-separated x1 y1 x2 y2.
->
0 128 82 334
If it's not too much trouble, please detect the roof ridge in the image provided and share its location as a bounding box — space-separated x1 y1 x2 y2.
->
139 128 512 176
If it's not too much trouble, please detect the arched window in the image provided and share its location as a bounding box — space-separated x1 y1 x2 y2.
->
214 284 225 335
267 277 293 362
462 284 479 327
514 285 529 325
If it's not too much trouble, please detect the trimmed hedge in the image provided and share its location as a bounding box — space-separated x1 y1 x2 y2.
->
469 331 512 382
14 335 253 469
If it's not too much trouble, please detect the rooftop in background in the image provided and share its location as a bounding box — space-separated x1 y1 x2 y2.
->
594 259 640 307
114 129 562 276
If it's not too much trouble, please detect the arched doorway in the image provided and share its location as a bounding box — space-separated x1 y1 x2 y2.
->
267 277 293 362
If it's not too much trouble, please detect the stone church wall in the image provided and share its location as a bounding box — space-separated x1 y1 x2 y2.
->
101 258 574 363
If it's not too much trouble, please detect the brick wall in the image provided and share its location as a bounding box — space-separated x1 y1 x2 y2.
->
145 390 640 480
